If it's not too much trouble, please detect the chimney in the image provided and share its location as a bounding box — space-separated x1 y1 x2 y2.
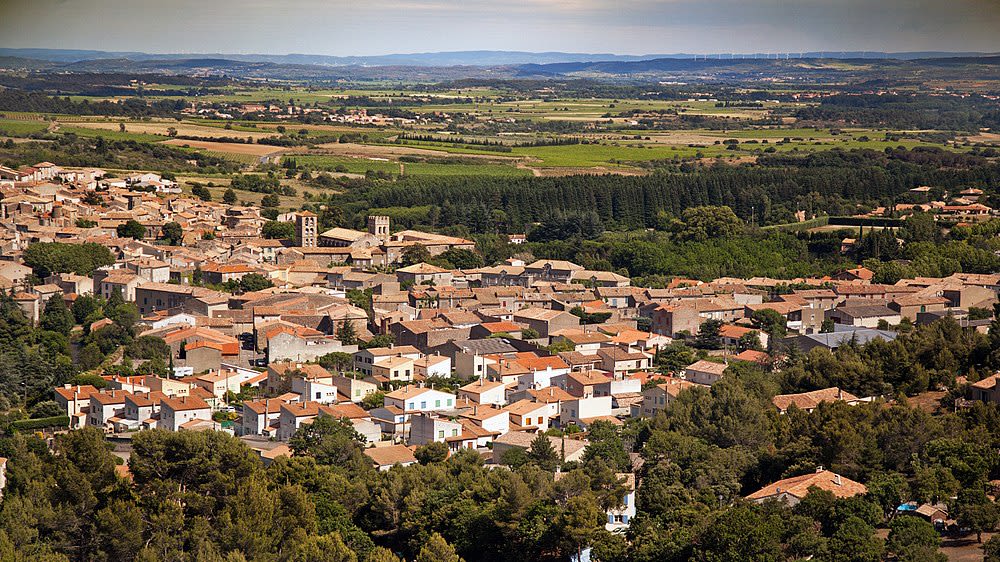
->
835 474 842 486
816 465 824 473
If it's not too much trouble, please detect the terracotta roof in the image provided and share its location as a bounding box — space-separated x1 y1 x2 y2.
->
747 470 867 501
526 386 575 403
772 387 859 412
459 379 506 394
685 360 728 376
161 395 210 412
54 384 99 401
364 444 418 467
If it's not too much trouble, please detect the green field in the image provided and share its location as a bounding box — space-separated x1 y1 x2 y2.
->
0 119 50 136
58 125 167 143
288 153 530 177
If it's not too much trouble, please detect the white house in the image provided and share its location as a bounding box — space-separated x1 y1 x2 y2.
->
332 375 379 403
458 379 507 407
160 395 212 431
504 399 551 432
606 474 637 532
383 386 456 414
559 396 613 428
87 390 130 430
460 405 510 436
240 399 283 437
409 412 464 445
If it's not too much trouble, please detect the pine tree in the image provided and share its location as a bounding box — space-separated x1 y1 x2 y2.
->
336 320 358 345
528 433 560 471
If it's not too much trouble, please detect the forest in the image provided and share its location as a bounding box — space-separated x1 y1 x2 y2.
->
0 90 188 117
795 94 1000 131
3 314 1000 561
345 148 1000 233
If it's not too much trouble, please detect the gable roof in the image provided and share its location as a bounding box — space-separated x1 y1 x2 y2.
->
364 444 418 467
747 470 867 501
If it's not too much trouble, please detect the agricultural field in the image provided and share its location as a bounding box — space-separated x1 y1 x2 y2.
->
0 118 50 136
63 119 279 140
287 153 532 178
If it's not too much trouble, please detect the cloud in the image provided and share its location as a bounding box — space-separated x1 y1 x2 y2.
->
0 0 997 55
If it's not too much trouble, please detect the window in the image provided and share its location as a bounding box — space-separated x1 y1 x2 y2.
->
447 399 453 406
435 400 441 408
408 402 415 409
525 417 532 425
451 429 458 436
438 430 444 438
315 392 321 399
420 401 426 409
477 364 483 372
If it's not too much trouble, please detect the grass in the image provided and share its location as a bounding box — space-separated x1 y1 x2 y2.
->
58 125 167 143
289 153 530 177
0 119 50 136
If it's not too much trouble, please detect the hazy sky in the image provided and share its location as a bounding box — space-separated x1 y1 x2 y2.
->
1 0 998 55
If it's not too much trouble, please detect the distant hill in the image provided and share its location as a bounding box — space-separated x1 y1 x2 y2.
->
2 48 998 67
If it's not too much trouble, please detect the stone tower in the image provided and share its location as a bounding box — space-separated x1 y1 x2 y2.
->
295 211 317 248
368 215 390 245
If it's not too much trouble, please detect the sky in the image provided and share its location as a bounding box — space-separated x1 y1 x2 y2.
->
1 0 999 56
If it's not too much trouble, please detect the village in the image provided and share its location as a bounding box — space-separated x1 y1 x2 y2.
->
1 159 999 538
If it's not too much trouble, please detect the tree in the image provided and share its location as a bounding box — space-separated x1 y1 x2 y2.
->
557 494 602 561
751 308 787 341
360 391 384 410
582 420 630 471
528 433 560 471
695 319 723 349
336 320 358 346
956 487 998 543
191 184 212 201
416 533 462 562
826 516 884 562
238 274 273 293
23 242 115 278
677 205 744 241
655 341 696 371
902 212 939 243
262 221 296 240
105 288 139 331
40 296 74 335
289 414 369 468
160 221 183 245
400 245 431 267
223 188 238 204
698 505 783 561
415 442 449 464
260 194 281 207
317 351 353 372
116 219 146 240
737 331 764 352
887 516 943 561
365 548 402 562
985 535 1000 562
432 248 484 270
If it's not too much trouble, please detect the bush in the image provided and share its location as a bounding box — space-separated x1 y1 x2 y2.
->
10 415 70 431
